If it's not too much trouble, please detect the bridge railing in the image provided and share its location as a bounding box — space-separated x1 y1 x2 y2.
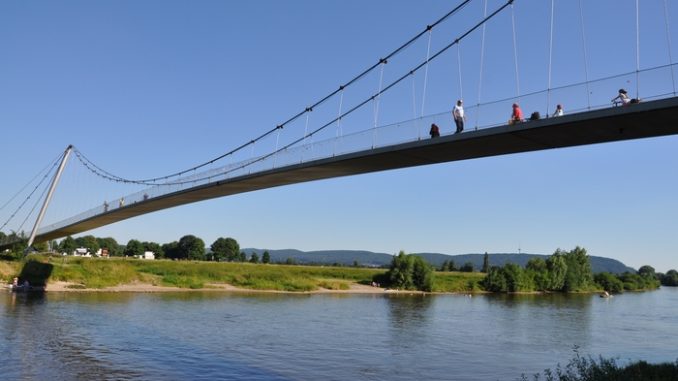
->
38 64 678 236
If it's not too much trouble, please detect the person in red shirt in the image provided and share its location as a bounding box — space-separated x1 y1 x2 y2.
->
511 103 523 124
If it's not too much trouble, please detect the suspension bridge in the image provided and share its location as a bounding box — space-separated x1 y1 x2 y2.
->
2 0 678 252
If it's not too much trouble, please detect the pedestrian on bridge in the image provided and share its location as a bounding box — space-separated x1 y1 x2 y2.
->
453 100 465 133
510 103 523 125
612 88 640 106
429 123 440 138
552 104 564 117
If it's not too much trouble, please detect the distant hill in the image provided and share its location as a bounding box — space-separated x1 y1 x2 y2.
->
241 248 636 274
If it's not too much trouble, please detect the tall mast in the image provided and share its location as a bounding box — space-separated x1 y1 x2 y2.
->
26 144 73 253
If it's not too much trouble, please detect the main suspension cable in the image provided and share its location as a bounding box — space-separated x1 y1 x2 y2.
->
75 0 514 188
74 0 475 186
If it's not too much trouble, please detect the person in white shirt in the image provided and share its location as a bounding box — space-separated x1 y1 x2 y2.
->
453 100 465 133
552 104 564 117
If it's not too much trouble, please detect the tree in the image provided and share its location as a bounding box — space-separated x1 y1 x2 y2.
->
178 235 205 260
60 236 77 254
385 251 434 291
483 266 508 292
75 235 100 254
210 237 240 262
143 241 164 258
594 272 624 293
482 252 490 273
162 241 180 260
460 262 474 272
250 252 259 263
97 237 121 256
439 260 449 272
124 239 144 257
262 250 271 264
661 270 678 286
411 256 434 292
546 251 568 291
638 265 656 279
503 263 527 292
563 247 593 292
448 260 457 271
387 251 414 289
239 251 247 262
33 241 49 252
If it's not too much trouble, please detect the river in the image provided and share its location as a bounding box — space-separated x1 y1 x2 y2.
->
1 288 677 380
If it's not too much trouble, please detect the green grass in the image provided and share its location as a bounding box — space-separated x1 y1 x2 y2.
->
2 256 486 293
431 271 486 292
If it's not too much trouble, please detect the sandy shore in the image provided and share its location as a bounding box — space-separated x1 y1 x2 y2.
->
43 281 402 294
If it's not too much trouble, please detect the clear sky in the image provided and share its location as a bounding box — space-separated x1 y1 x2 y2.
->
1 0 677 272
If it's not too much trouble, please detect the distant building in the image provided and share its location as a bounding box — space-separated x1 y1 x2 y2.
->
95 248 110 258
136 251 155 260
73 247 91 257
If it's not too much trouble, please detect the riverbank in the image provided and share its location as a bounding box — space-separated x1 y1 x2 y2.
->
1 256 484 293
41 280 401 294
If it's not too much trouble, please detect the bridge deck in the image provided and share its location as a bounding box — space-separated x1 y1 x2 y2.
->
11 96 678 246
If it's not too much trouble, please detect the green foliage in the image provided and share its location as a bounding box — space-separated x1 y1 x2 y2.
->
562 247 593 292
178 235 205 260
249 253 259 263
661 269 678 286
75 235 100 254
97 237 121 256
439 259 457 272
481 247 599 293
618 272 660 291
482 266 508 292
262 250 271 264
59 236 77 254
124 239 144 257
593 272 624 293
546 253 567 290
385 251 434 291
482 252 490 273
32 241 49 252
520 351 678 381
637 265 656 279
210 237 240 261
162 241 180 259
143 241 163 258
460 262 474 272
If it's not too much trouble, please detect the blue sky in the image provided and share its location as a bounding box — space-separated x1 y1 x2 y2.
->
1 0 677 272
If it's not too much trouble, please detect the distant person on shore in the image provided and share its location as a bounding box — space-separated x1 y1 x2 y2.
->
429 123 440 138
453 100 465 133
611 88 640 106
552 104 564 117
510 103 523 124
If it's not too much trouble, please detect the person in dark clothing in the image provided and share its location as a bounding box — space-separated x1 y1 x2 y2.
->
429 123 440 138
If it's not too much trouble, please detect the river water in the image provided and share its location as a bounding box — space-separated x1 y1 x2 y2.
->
1 288 676 381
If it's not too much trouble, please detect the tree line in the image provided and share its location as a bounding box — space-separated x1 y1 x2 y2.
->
481 247 662 293
16 234 274 264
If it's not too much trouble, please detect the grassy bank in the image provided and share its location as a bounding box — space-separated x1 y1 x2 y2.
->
2 255 483 292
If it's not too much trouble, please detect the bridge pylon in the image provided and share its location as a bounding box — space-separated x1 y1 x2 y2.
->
25 144 73 255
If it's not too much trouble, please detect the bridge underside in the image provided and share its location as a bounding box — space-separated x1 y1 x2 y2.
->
11 96 678 247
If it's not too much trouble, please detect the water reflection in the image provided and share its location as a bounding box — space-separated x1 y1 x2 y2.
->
1 290 675 381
